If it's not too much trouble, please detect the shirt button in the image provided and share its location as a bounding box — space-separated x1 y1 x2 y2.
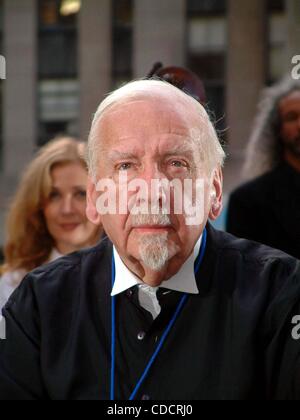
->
141 394 151 401
137 331 146 341
126 290 133 298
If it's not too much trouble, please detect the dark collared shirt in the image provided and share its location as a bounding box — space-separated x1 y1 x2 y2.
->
227 162 300 259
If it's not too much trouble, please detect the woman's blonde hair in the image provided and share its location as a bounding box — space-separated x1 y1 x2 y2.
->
1 137 88 274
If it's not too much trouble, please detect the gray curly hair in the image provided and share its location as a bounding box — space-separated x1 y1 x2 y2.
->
243 76 300 180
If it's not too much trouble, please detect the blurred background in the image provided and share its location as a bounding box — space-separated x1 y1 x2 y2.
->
0 0 299 246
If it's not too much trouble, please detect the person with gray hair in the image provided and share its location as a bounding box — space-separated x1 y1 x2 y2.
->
0 80 300 400
227 77 300 259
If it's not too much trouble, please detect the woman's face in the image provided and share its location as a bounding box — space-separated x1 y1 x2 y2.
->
44 162 100 255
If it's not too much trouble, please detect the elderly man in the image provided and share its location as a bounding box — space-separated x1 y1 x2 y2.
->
0 80 300 401
227 78 300 259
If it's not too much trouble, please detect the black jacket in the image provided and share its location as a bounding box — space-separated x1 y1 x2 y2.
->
227 163 300 259
0 224 300 400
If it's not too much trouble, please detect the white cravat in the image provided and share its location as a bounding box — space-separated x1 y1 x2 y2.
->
111 236 202 319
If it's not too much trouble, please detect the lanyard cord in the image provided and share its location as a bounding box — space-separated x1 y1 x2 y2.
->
110 228 207 401
110 256 117 401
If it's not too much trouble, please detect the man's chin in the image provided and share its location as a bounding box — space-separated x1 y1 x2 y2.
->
142 258 169 271
139 254 169 272
142 278 165 287
139 268 168 287
291 140 300 154
285 144 300 159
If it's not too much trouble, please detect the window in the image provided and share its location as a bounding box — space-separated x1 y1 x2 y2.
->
112 0 133 88
268 0 285 12
187 0 226 15
38 0 80 145
188 17 226 54
187 0 227 139
267 0 286 82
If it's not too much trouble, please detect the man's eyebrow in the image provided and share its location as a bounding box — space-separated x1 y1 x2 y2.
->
107 143 195 160
163 143 195 157
107 150 138 160
283 110 298 117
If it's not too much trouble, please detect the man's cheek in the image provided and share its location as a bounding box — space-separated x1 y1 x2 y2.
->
281 128 292 143
106 214 129 235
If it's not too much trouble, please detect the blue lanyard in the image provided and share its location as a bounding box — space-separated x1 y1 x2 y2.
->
110 227 207 401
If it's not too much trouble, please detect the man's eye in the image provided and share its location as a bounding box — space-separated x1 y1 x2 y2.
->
284 113 299 123
170 160 187 168
118 163 132 171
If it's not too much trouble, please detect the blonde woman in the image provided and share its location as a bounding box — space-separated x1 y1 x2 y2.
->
0 137 102 310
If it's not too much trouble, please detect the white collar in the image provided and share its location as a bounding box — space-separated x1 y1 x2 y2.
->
111 236 202 297
49 249 63 262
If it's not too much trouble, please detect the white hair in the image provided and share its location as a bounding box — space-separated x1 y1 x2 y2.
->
244 76 300 180
87 79 226 181
138 234 170 272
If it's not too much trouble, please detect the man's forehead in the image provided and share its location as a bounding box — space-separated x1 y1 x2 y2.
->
98 96 205 138
106 139 196 159
101 96 194 121
279 90 300 110
99 100 195 138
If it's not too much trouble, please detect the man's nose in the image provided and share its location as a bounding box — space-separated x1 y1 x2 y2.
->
140 163 169 207
141 163 166 185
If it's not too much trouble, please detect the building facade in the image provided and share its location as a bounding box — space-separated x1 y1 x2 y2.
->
0 0 299 246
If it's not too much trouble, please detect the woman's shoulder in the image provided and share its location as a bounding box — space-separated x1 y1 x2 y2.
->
0 248 61 301
0 269 27 287
0 270 27 299
0 269 27 310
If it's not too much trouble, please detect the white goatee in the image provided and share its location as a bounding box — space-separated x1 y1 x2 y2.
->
138 233 169 272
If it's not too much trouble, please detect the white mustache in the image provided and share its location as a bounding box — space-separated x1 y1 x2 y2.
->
129 202 172 227
131 213 172 227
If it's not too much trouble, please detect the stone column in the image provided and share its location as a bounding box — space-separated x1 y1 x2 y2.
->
79 0 112 140
2 0 37 184
133 0 186 78
226 0 267 191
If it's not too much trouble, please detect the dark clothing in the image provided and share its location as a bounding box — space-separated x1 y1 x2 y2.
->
0 224 300 400
227 163 300 259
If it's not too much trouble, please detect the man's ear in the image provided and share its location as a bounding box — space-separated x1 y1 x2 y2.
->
86 177 102 225
208 167 223 221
